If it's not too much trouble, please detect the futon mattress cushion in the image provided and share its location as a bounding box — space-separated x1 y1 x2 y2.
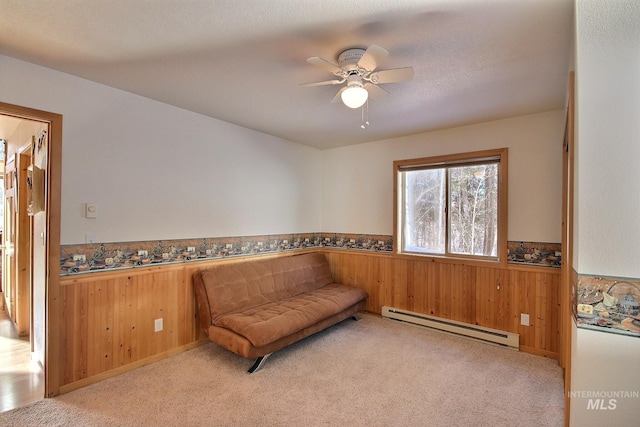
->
214 283 367 347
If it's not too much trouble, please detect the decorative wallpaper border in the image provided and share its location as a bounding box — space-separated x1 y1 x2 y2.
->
61 235 560 276
576 274 640 337
60 233 393 275
506 241 561 268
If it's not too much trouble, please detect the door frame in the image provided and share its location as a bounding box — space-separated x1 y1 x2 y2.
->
560 72 575 426
0 102 62 397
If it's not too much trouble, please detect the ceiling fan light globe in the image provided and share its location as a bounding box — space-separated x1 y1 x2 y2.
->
341 86 368 108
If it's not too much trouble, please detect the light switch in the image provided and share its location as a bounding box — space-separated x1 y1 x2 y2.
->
85 203 97 218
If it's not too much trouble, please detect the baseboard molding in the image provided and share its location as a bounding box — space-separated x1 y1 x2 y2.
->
58 339 209 395
519 345 559 360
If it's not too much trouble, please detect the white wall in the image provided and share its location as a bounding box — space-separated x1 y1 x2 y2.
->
574 0 640 278
571 325 640 425
322 110 565 243
0 55 323 244
571 0 640 425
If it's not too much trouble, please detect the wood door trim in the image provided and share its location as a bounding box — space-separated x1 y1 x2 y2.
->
0 102 62 398
561 71 575 427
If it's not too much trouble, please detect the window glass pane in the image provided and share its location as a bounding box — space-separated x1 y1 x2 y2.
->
448 164 498 256
403 168 446 254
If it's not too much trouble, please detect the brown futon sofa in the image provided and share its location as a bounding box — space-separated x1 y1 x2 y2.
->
193 252 368 373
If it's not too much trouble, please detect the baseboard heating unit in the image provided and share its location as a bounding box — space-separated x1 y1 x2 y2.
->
381 306 519 350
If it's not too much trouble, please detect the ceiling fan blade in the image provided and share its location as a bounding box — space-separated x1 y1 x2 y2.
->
330 87 347 103
364 83 389 99
300 79 344 87
357 44 388 71
307 56 343 75
370 67 414 84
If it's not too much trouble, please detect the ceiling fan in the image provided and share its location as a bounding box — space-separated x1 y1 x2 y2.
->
302 44 414 109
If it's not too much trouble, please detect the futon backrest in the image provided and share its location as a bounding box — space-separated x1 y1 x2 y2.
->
193 252 334 329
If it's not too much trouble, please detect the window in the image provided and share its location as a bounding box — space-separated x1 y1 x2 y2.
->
394 148 507 262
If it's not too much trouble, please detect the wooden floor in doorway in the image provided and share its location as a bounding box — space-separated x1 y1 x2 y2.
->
0 305 44 412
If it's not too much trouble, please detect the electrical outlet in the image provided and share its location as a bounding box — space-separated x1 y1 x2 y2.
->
520 313 530 326
154 318 163 332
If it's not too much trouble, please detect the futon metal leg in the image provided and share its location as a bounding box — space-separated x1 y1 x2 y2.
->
247 353 272 374
351 313 362 321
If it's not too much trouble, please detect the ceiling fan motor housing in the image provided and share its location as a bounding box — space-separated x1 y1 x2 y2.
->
338 48 366 71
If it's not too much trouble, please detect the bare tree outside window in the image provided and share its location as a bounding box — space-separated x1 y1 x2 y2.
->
448 164 498 257
403 168 445 253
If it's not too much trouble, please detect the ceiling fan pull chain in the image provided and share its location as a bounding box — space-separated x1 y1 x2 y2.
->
361 99 370 129
365 99 370 126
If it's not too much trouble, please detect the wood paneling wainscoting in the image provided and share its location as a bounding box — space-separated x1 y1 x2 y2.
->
58 250 559 392
324 251 560 359
59 263 208 392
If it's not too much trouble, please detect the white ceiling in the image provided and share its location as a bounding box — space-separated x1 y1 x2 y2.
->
0 0 574 150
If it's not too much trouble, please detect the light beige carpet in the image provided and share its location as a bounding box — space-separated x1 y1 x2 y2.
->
0 314 564 426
